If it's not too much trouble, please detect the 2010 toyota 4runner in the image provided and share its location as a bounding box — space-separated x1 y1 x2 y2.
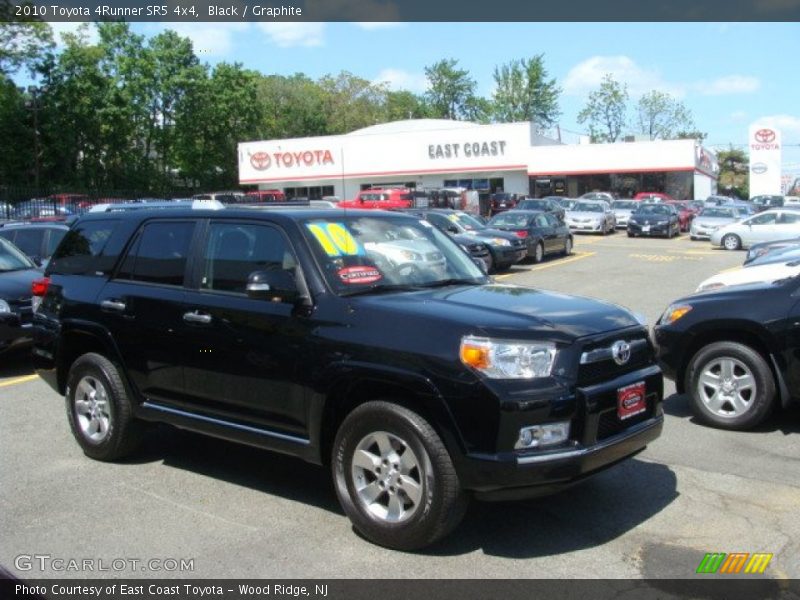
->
33 204 663 550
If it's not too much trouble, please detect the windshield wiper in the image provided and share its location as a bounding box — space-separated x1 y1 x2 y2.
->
416 278 483 288
340 283 426 297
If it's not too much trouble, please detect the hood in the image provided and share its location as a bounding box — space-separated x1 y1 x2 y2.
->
694 216 736 226
0 268 40 300
353 283 640 342
630 212 670 222
568 211 605 220
613 208 634 216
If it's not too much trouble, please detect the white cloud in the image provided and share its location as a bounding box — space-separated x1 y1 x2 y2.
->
355 22 403 30
49 23 100 47
256 22 326 48
751 114 800 135
563 55 686 98
730 110 748 122
143 23 250 57
372 68 427 92
697 75 761 95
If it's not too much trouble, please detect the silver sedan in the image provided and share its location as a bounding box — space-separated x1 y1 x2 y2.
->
689 206 745 240
566 201 616 234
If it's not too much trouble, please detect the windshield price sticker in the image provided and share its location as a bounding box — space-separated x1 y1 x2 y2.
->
306 222 364 258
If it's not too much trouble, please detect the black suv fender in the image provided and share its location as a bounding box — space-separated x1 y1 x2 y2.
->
311 361 468 469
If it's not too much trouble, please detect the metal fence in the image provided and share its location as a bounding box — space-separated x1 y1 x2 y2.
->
0 186 203 221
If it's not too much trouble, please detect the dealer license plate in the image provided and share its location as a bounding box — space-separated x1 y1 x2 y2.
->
617 381 647 420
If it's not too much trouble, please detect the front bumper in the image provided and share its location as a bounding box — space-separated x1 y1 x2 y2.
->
628 221 670 236
568 221 604 232
459 365 664 500
690 225 719 239
490 245 527 268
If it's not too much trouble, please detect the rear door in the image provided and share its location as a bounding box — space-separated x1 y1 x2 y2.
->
178 219 312 441
744 212 779 245
533 213 558 252
98 219 196 404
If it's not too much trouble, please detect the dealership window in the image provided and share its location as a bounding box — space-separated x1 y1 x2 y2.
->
443 178 503 192
533 171 696 200
284 186 335 200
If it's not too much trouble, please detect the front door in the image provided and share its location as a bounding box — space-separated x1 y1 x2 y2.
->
179 220 312 440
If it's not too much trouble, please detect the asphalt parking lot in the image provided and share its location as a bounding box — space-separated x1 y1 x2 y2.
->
1 231 798 581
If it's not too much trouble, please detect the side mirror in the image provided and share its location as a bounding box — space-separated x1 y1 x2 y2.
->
246 270 299 303
446 225 459 234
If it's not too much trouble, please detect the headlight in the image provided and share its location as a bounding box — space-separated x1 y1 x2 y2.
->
491 237 511 246
399 250 421 261
459 336 557 379
659 304 693 325
0 299 10 314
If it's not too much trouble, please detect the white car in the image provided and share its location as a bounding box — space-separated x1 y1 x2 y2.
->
696 261 800 292
610 200 638 228
709 209 800 250
566 200 616 234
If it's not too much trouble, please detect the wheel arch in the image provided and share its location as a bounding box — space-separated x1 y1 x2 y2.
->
56 322 126 396
315 367 466 470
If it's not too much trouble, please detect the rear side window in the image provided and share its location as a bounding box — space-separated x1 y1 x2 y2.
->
47 220 121 276
46 229 67 257
11 229 44 257
116 221 194 286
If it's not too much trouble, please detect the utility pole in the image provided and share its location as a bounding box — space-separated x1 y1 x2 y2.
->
27 86 42 191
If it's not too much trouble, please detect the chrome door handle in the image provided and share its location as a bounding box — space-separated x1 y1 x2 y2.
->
101 299 127 312
183 311 212 324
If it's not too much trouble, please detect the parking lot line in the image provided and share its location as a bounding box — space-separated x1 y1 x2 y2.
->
0 374 39 388
527 251 596 272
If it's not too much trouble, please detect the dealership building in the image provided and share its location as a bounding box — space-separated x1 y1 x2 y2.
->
238 119 719 201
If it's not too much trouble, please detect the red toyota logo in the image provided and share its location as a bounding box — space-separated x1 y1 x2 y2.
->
250 151 271 170
754 129 776 143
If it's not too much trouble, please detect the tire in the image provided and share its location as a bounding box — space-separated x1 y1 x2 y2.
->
485 251 495 274
690 235 697 241
722 234 742 251
627 231 634 238
532 242 544 264
332 401 468 551
684 342 776 430
563 236 573 256
65 352 144 461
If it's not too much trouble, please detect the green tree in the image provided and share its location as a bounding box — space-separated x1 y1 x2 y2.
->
257 74 329 139
636 90 697 140
491 55 561 130
319 71 387 134
577 74 628 143
0 76 34 185
384 90 430 122
717 147 749 198
0 17 54 76
424 59 478 121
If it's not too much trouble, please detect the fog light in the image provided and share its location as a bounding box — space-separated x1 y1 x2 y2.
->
515 421 571 450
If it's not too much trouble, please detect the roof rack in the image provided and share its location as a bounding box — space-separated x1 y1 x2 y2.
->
88 200 225 213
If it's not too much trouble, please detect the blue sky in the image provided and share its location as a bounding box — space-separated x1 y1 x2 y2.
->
47 21 800 181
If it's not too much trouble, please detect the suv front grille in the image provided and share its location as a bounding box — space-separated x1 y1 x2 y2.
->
576 334 653 386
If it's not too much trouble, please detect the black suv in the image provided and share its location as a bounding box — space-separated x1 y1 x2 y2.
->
655 278 800 430
34 205 663 550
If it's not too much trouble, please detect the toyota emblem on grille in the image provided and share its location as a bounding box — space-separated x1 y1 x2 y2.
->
611 340 631 365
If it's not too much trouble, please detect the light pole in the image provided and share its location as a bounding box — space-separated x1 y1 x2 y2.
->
26 86 41 191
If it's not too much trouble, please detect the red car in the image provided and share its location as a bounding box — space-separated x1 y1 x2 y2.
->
246 189 286 202
663 200 695 232
634 192 674 203
338 188 415 210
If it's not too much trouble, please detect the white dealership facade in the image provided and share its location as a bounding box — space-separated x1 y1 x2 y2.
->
238 119 718 201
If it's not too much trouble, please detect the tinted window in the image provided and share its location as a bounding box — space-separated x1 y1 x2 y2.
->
48 220 121 276
544 214 560 227
117 221 194 286
201 222 296 294
11 229 44 257
489 213 532 228
749 213 777 226
0 237 35 271
46 229 67 257
533 214 549 228
780 212 800 224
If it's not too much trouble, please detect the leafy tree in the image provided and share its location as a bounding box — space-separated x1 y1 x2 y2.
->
577 74 628 143
424 59 478 120
257 74 329 139
384 90 430 122
636 90 697 140
676 129 707 142
0 76 34 185
717 147 749 198
319 71 387 134
0 16 54 76
491 55 561 130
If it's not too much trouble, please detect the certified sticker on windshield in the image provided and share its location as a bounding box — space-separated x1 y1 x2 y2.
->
337 266 382 285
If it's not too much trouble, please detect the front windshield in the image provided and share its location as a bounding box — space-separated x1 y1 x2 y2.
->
451 212 486 231
580 193 606 200
574 202 604 213
301 215 486 295
0 238 35 272
700 208 735 218
517 199 547 211
635 204 671 216
612 201 637 209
